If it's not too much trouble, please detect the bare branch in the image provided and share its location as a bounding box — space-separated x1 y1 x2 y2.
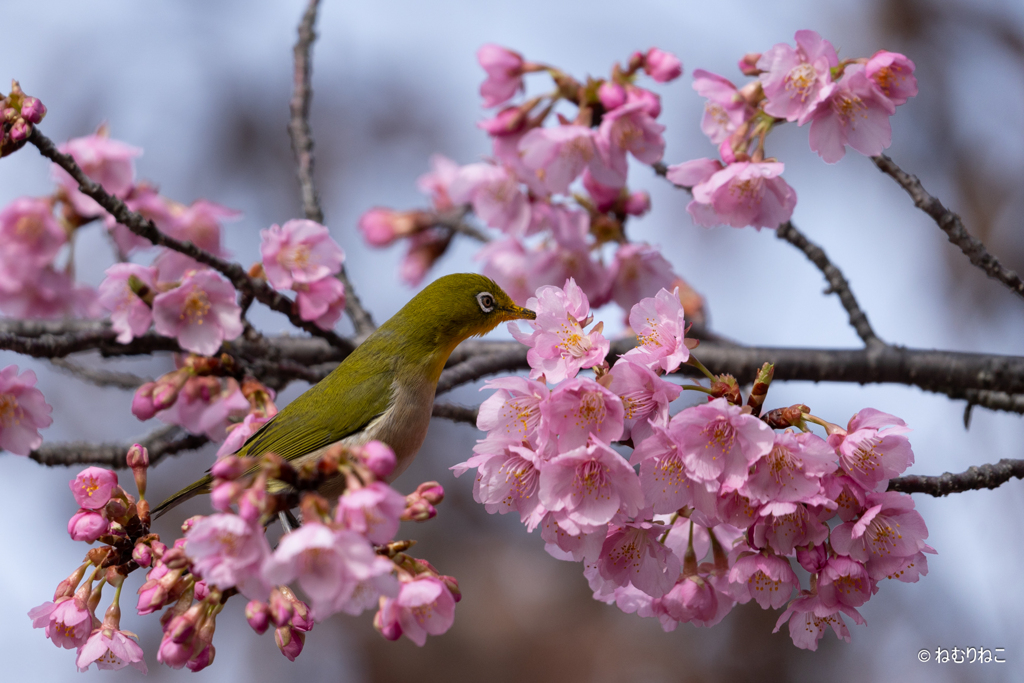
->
27 127 354 353
775 221 882 347
50 357 150 389
288 0 376 339
889 459 1024 497
873 154 1024 300
431 403 480 425
29 425 208 468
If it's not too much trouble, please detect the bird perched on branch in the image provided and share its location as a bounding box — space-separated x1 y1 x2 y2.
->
153 273 535 517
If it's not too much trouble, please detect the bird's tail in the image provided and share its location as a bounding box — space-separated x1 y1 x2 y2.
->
152 474 213 520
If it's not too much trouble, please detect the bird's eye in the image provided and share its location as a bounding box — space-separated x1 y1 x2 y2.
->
476 292 495 313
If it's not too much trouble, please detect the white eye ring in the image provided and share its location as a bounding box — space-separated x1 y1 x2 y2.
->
476 292 495 313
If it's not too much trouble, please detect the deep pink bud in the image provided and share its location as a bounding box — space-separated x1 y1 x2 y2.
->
598 82 626 110
360 440 397 479
357 208 421 247
373 606 403 641
643 48 683 83
20 96 46 124
132 382 158 420
415 481 445 505
624 190 651 216
402 498 437 522
68 510 108 542
9 119 30 142
738 53 762 76
268 588 293 628
245 600 270 635
211 454 249 480
275 626 305 661
193 581 210 602
186 645 215 672
132 542 153 568
126 443 149 469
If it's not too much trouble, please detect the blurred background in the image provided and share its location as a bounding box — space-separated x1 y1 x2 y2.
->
2 0 1023 681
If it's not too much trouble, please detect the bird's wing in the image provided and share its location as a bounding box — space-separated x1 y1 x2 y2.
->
237 358 394 462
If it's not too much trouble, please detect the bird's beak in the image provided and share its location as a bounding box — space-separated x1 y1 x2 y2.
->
502 304 536 321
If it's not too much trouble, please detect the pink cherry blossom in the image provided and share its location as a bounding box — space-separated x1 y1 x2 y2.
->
692 69 753 144
621 287 691 373
98 263 157 343
478 106 530 137
643 48 683 83
454 440 544 526
449 163 530 235
476 237 532 305
658 576 726 627
76 626 148 673
509 279 609 383
538 437 644 530
260 219 345 289
674 160 797 230
217 412 273 457
821 472 870 522
631 425 698 514
728 552 798 609
29 594 92 649
357 208 421 247
153 199 238 281
0 197 66 268
478 44 525 108
375 576 456 646
774 592 865 650
598 521 680 598
416 154 461 211
540 510 607 562
817 556 872 609
607 242 679 313
475 375 550 447
830 491 930 580
625 86 662 118
152 269 243 356
294 274 346 330
543 377 624 451
518 125 596 196
54 132 142 217
598 82 626 111
0 364 52 455
604 359 681 444
357 440 398 480
0 264 99 320
664 157 721 189
741 430 837 505
757 30 839 125
157 377 250 441
831 407 914 491
525 241 611 309
263 523 397 620
865 50 917 106
592 102 666 188
336 482 407 544
69 467 118 510
752 503 830 555
808 65 896 163
185 513 272 601
582 168 622 212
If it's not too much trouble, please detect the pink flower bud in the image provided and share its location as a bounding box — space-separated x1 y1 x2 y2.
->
797 544 828 573
290 599 314 633
210 480 242 512
132 382 158 420
357 208 420 247
104 497 128 520
275 626 305 661
68 510 108 542
157 633 193 669
2 107 17 123
126 443 149 469
643 48 683 83
9 119 30 142
245 600 270 635
186 645 215 672
152 370 189 411
401 498 437 522
415 481 444 505
373 606 403 641
193 580 209 602
69 467 118 510
360 440 397 479
132 541 153 568
268 588 294 628
20 96 46 124
440 575 462 603
738 52 762 76
598 82 626 111
477 106 528 136
211 454 249 480
624 190 651 216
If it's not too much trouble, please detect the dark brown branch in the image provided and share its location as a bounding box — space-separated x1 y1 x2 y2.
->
29 425 209 468
889 459 1024 496
50 358 150 389
652 162 880 347
873 154 1024 300
28 127 354 353
287 0 376 339
775 221 882 347
431 403 480 425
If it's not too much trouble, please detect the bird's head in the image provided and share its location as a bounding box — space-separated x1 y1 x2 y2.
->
393 273 535 353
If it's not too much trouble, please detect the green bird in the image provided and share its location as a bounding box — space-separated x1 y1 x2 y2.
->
153 273 535 518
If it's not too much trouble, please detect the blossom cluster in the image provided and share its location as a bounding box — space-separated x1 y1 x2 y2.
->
0 80 47 157
455 279 933 649
0 364 53 456
359 46 705 322
667 30 917 229
31 440 461 673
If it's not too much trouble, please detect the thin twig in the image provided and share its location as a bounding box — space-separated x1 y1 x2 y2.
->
775 221 883 347
431 403 480 425
28 127 353 353
652 162 881 347
432 209 491 243
287 0 376 339
873 153 1024 300
50 357 150 389
889 458 1024 496
29 425 208 468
